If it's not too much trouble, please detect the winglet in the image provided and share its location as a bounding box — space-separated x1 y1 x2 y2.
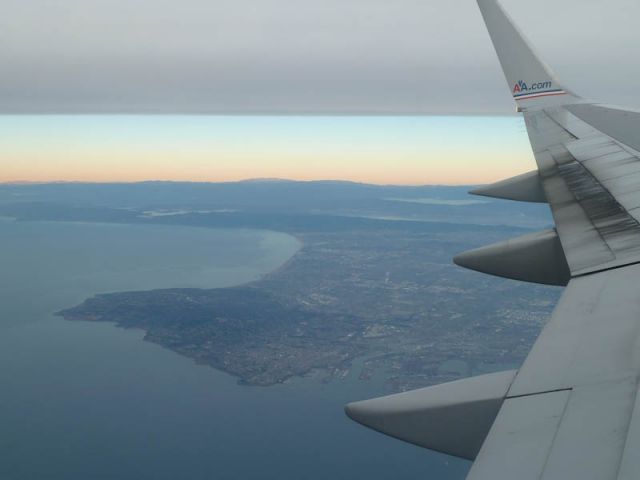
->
477 0 581 111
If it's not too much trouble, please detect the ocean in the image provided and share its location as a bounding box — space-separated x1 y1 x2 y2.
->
0 219 468 479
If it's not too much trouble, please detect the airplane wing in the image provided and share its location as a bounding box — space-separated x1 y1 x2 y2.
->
345 1 640 478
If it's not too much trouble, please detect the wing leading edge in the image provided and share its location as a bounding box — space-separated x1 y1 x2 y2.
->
346 1 640 478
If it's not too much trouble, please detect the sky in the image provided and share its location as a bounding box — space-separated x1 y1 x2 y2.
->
1 0 638 184
0 115 535 185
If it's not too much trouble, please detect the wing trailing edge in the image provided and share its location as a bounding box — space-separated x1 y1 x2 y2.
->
345 370 516 460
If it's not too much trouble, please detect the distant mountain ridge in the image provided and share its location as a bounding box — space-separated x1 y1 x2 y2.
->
0 180 551 229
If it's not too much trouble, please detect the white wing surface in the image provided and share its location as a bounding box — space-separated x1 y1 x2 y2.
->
346 1 640 478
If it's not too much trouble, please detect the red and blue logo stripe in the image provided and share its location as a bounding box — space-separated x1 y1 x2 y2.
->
514 89 567 101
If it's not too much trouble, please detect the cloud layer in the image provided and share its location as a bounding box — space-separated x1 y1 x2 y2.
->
2 0 638 114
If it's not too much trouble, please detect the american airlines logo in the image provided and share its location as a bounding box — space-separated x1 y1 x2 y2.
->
512 80 553 94
512 80 566 101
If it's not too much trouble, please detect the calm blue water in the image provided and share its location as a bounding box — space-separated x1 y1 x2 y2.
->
0 219 468 479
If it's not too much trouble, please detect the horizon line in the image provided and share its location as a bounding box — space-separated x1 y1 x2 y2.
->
0 112 518 118
0 178 481 188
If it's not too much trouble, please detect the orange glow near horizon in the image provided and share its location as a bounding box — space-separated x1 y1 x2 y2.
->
0 115 536 186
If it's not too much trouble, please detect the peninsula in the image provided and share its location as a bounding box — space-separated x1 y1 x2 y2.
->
58 221 559 391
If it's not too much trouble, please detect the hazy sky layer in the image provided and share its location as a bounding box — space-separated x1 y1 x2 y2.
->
0 115 535 185
2 1 637 184
2 0 639 114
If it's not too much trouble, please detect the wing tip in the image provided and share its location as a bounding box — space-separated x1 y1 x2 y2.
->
476 0 581 109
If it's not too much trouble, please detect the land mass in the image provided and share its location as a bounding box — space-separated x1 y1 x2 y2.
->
57 221 560 391
0 181 557 391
